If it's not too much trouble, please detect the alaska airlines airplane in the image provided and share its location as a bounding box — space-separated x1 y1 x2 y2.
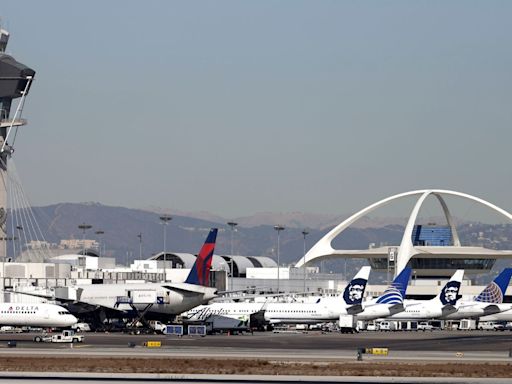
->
0 303 77 327
15 229 219 321
183 266 371 326
439 268 512 320
355 267 412 321
381 269 464 321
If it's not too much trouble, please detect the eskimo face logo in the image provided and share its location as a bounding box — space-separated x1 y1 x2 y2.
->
440 281 460 305
343 278 367 304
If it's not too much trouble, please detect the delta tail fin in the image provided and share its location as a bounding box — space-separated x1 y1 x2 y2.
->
342 266 371 305
184 228 218 286
474 268 512 304
433 269 464 306
376 267 412 305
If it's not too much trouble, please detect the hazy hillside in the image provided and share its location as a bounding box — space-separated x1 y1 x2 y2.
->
26 203 403 268
19 202 512 278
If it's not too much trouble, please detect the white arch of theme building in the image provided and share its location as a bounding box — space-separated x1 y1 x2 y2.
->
295 189 512 274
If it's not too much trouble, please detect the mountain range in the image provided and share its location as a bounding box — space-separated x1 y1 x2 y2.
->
14 202 512 278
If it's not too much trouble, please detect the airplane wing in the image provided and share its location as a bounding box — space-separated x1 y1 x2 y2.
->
388 303 405 311
162 283 217 296
346 304 363 314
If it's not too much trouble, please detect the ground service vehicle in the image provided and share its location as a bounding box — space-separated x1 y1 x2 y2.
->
33 330 84 343
339 315 357 333
71 322 91 332
378 321 397 331
417 322 434 331
149 320 167 333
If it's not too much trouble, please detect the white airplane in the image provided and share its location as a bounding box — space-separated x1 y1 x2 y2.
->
14 229 220 322
439 268 512 321
478 311 512 323
355 267 412 321
0 303 77 327
382 269 465 321
183 266 371 327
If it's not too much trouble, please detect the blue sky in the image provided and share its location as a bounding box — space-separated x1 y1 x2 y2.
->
2 1 512 217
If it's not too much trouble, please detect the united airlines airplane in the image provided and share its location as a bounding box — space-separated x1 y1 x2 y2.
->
440 268 512 320
0 303 77 327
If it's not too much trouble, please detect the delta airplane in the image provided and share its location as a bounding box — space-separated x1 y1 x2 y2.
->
183 266 371 326
355 267 412 321
0 303 77 327
439 268 512 320
380 269 464 321
15 229 220 322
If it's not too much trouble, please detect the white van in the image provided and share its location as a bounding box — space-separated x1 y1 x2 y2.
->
71 322 91 332
478 321 498 331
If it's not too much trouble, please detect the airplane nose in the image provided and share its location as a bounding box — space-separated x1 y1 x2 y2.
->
68 314 78 326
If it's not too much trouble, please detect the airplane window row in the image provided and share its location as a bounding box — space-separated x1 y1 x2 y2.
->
1 311 36 314
267 310 317 313
58 311 70 315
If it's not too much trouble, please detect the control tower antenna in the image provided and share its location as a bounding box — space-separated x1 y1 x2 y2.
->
0 26 36 261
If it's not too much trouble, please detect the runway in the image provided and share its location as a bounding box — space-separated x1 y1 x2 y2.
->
0 331 511 382
0 330 511 362
1 330 512 351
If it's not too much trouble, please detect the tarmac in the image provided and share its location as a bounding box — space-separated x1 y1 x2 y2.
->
0 330 512 362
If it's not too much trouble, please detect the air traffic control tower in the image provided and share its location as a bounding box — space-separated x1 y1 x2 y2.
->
0 27 36 260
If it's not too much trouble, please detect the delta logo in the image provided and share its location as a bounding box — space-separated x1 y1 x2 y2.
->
6 305 39 311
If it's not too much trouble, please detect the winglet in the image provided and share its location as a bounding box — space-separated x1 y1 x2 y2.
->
435 269 464 306
475 268 512 304
376 267 412 304
184 228 218 286
342 266 371 305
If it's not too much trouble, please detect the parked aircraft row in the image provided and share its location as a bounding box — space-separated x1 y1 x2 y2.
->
6 227 512 331
183 267 512 329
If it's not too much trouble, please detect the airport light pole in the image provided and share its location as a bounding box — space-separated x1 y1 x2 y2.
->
137 232 143 259
15 225 23 260
227 221 238 290
302 229 309 293
95 230 104 258
160 215 172 280
78 223 92 256
274 225 285 294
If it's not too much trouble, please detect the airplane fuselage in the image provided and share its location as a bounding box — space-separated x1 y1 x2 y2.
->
439 302 512 320
0 303 77 327
70 282 217 318
185 300 351 325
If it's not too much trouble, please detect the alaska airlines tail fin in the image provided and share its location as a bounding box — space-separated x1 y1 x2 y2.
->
376 267 412 305
342 266 371 306
474 268 512 304
433 270 464 306
184 228 218 286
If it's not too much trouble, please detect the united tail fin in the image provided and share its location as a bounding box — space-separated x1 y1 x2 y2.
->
433 270 464 306
342 266 371 305
376 267 412 305
184 228 218 286
474 268 512 304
